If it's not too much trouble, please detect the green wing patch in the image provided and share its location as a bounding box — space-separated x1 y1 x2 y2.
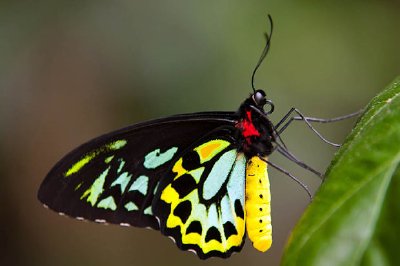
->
58 139 180 228
65 140 127 177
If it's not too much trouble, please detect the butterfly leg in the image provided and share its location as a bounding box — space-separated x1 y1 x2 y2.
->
275 108 362 147
248 105 324 178
260 158 313 201
274 143 323 178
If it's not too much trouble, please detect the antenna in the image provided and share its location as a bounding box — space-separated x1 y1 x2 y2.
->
251 14 274 93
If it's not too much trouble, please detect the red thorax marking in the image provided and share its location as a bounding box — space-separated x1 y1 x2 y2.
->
238 111 260 139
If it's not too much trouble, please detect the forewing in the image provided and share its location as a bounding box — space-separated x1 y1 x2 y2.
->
38 112 235 230
153 128 247 259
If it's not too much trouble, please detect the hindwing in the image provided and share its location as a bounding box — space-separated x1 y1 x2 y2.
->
153 128 247 259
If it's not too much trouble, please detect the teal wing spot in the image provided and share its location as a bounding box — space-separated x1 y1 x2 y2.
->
64 139 127 177
111 172 132 193
207 203 221 229
202 149 237 200
80 167 110 206
227 154 246 207
128 175 149 195
117 159 125 173
144 206 153 215
97 196 117 210
144 147 178 169
220 194 235 224
125 201 139 211
190 167 205 183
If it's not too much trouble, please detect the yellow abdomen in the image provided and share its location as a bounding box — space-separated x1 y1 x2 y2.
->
245 156 272 252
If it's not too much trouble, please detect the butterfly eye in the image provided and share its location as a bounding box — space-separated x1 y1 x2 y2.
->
253 90 267 106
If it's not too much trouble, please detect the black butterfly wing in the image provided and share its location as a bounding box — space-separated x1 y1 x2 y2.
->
38 112 236 230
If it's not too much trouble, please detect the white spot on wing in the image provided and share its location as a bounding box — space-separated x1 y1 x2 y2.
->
120 223 131 227
95 219 106 223
76 217 85 221
168 236 176 244
188 249 197 255
58 212 65 216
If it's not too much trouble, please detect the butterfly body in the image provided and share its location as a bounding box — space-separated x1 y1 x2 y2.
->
245 156 272 252
38 90 277 259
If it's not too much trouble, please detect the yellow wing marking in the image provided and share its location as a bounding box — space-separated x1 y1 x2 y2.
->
161 184 245 254
194 139 230 164
64 139 127 177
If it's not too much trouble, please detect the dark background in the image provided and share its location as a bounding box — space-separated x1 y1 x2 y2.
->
1 1 399 265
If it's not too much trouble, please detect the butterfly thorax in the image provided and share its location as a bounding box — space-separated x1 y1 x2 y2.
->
235 96 275 158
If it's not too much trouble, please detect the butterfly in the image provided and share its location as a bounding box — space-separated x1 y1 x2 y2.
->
38 16 321 259
38 90 278 258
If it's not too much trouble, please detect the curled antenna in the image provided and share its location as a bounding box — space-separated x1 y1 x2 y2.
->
251 14 274 93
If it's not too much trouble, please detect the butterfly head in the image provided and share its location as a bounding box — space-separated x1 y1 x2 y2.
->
252 89 274 115
235 89 276 157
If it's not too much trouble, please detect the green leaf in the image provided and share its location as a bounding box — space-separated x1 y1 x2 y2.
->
281 77 400 266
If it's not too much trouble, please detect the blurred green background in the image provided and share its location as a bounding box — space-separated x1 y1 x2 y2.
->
1 1 399 266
